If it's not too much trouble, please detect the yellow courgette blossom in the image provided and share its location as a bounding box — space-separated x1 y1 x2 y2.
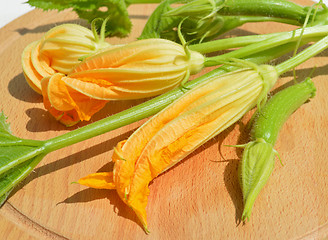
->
78 64 278 232
22 23 111 94
41 38 205 126
65 38 205 100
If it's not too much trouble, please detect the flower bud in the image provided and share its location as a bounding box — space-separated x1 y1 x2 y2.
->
165 0 226 42
67 38 205 100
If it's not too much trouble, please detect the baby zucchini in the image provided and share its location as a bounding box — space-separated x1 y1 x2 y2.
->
239 77 316 221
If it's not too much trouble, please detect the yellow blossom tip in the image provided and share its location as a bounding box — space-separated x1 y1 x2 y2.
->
144 226 150 234
114 147 126 161
78 172 116 189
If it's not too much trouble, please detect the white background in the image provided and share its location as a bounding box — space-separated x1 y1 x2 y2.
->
0 0 35 28
0 0 327 28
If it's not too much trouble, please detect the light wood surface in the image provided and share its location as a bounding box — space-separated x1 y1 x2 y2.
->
0 1 327 239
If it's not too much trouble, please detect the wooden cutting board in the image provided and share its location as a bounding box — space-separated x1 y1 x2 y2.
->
0 1 327 239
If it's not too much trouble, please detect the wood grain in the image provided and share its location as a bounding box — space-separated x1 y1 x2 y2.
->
0 1 327 239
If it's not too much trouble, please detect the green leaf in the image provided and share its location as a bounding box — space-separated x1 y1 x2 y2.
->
0 188 13 207
74 0 132 38
0 112 47 205
0 112 46 183
0 155 45 206
0 112 24 145
139 0 181 40
26 0 73 11
0 112 11 134
27 0 132 38
0 143 44 176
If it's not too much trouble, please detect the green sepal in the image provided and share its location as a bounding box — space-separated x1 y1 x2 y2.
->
238 139 275 221
139 0 183 41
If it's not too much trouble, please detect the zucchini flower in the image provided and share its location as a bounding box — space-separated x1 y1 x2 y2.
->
21 21 111 94
66 38 205 100
41 38 205 126
78 64 278 232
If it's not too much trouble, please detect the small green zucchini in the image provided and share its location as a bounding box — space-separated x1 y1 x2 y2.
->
238 77 316 221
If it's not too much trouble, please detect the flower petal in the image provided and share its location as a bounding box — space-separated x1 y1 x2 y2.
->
41 74 108 125
78 172 116 189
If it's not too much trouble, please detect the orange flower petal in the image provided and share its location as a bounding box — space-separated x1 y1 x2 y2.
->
45 73 76 111
78 172 116 189
41 76 80 126
41 74 108 125
21 41 44 94
30 40 56 78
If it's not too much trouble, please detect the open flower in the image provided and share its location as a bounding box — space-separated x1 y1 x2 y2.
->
21 23 111 94
41 38 205 125
78 64 278 232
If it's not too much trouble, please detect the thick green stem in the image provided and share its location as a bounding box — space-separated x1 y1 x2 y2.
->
190 32 281 54
219 0 309 23
204 25 328 67
276 34 328 75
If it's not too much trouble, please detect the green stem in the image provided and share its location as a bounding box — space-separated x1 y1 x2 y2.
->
276 34 328 75
190 32 281 54
219 0 309 23
100 18 109 43
190 24 328 55
204 25 328 67
207 15 301 41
